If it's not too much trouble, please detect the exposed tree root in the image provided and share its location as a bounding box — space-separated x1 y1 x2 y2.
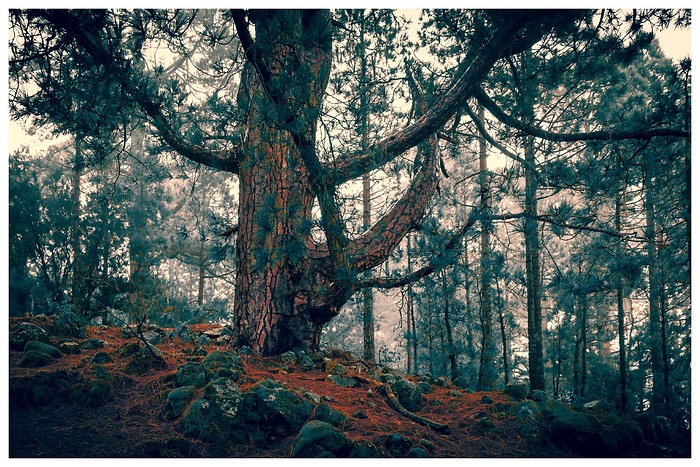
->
381 383 451 434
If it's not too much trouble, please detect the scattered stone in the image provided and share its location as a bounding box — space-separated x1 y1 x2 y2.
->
202 350 244 380
202 326 225 339
378 374 398 384
302 390 321 405
141 331 162 346
384 433 412 457
327 374 357 388
58 341 81 354
543 399 616 456
296 351 315 370
90 351 112 364
407 447 430 457
476 417 498 433
140 344 164 359
177 362 208 388
243 378 314 444
390 378 424 412
182 377 247 444
314 403 348 427
167 386 197 419
435 376 450 388
530 390 549 403
24 340 62 359
82 338 108 350
352 410 368 419
419 373 434 385
493 401 513 413
52 310 85 338
10 322 51 350
237 345 253 356
71 379 111 407
516 404 538 423
583 399 613 412
504 382 528 401
416 381 433 394
447 389 463 398
325 359 347 375
91 363 112 381
452 375 470 390
348 441 383 458
293 420 353 458
21 349 54 368
202 350 244 379
279 351 297 366
481 395 493 404
215 336 230 345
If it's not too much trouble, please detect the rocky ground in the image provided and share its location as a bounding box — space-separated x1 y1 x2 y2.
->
8 315 691 458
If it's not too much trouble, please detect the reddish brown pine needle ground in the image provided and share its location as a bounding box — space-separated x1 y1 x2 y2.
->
7 319 571 457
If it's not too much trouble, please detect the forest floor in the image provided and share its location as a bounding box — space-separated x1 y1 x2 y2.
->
8 318 691 458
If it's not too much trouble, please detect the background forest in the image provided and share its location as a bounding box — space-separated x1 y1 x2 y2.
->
8 8 691 433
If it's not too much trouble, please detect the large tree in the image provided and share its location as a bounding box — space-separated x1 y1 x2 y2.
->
9 9 688 357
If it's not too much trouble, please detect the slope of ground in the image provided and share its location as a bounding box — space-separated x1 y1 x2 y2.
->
8 317 690 458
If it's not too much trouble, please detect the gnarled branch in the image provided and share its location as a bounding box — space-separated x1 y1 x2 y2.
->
327 12 580 186
38 10 242 174
473 86 690 142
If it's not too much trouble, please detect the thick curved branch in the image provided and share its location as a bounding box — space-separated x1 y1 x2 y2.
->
38 10 241 173
356 213 479 291
351 137 440 274
349 61 442 275
473 86 690 142
327 12 577 186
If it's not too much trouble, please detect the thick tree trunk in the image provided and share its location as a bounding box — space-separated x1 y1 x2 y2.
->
231 10 333 356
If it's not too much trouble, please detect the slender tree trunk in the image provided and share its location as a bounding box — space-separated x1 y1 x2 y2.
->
441 270 458 379
524 133 545 391
660 268 670 391
462 239 476 368
477 106 496 390
496 280 510 386
358 13 375 362
573 310 580 398
516 50 546 392
644 150 667 413
407 234 418 375
554 323 562 398
71 137 85 310
579 295 588 399
197 232 205 307
615 190 628 411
